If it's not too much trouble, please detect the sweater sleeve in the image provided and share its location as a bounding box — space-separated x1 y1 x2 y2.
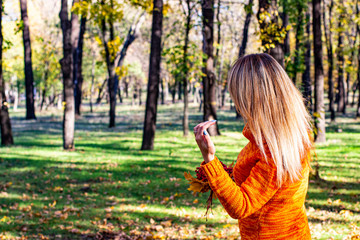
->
200 154 279 219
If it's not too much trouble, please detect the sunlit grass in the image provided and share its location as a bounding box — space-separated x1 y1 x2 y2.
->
0 102 359 239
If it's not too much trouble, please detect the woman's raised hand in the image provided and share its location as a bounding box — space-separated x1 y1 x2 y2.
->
193 120 217 163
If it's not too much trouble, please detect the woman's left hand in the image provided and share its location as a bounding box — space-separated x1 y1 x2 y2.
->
193 120 217 163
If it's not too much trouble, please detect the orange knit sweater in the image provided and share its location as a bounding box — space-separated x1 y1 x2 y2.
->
200 124 311 240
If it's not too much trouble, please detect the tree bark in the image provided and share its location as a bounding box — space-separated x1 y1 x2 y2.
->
60 0 75 150
40 61 49 111
292 1 304 85
90 51 95 113
201 0 220 136
74 16 87 116
356 0 360 117
282 0 290 57
236 0 253 119
312 0 326 142
141 0 163 150
302 5 311 113
96 78 107 104
336 9 346 114
20 0 36 120
238 0 253 58
0 0 14 146
345 28 356 106
323 0 335 121
182 0 192 136
99 0 117 127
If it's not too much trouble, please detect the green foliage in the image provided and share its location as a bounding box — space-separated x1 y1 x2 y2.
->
14 20 24 35
162 43 205 86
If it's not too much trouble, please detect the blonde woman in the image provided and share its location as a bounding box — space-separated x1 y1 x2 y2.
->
194 53 313 239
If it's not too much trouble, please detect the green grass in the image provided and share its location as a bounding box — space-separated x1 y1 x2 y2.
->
0 102 359 239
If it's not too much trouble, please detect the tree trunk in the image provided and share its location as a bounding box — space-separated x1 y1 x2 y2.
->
141 0 163 150
182 0 192 136
40 61 49 111
100 0 117 127
60 0 75 150
356 0 360 117
336 9 346 115
96 78 107 104
178 80 182 100
302 5 311 113
345 27 356 106
236 0 253 118
292 1 304 85
257 0 285 67
214 0 221 69
201 0 220 136
75 16 87 116
160 78 165 104
90 51 95 113
282 0 290 57
0 0 14 146
313 0 326 142
323 0 335 121
238 0 253 58
20 0 36 120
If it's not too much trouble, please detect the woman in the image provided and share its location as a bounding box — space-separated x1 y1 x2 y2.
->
194 53 313 239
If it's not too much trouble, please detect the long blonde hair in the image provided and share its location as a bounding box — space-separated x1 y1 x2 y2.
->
228 53 313 186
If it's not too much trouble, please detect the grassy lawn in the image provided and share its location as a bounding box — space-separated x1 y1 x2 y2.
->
0 102 359 239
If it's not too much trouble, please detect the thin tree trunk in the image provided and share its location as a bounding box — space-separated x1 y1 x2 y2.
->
138 81 142 105
237 0 253 118
118 82 123 103
292 1 304 85
214 0 221 69
100 0 117 127
75 16 87 116
313 0 326 142
336 9 346 115
356 0 360 117
141 0 163 150
238 0 253 58
282 0 290 57
40 60 49 111
60 0 75 150
161 78 165 104
352 82 357 107
20 0 36 120
302 5 311 112
182 0 192 136
90 51 95 113
96 78 107 104
178 80 182 100
345 27 357 106
323 0 335 121
202 0 220 136
0 0 13 145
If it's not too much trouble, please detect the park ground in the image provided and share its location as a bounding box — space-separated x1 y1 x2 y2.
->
0 101 359 239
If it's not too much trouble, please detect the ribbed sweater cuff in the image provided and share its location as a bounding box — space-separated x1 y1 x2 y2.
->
200 156 225 178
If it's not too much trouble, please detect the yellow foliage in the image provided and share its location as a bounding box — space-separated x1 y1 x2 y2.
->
184 172 211 194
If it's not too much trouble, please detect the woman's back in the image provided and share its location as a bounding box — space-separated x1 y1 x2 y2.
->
200 124 311 240
196 53 313 239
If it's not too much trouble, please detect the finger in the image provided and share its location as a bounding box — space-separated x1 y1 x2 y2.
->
199 120 217 134
193 122 204 134
194 121 208 135
202 130 212 146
